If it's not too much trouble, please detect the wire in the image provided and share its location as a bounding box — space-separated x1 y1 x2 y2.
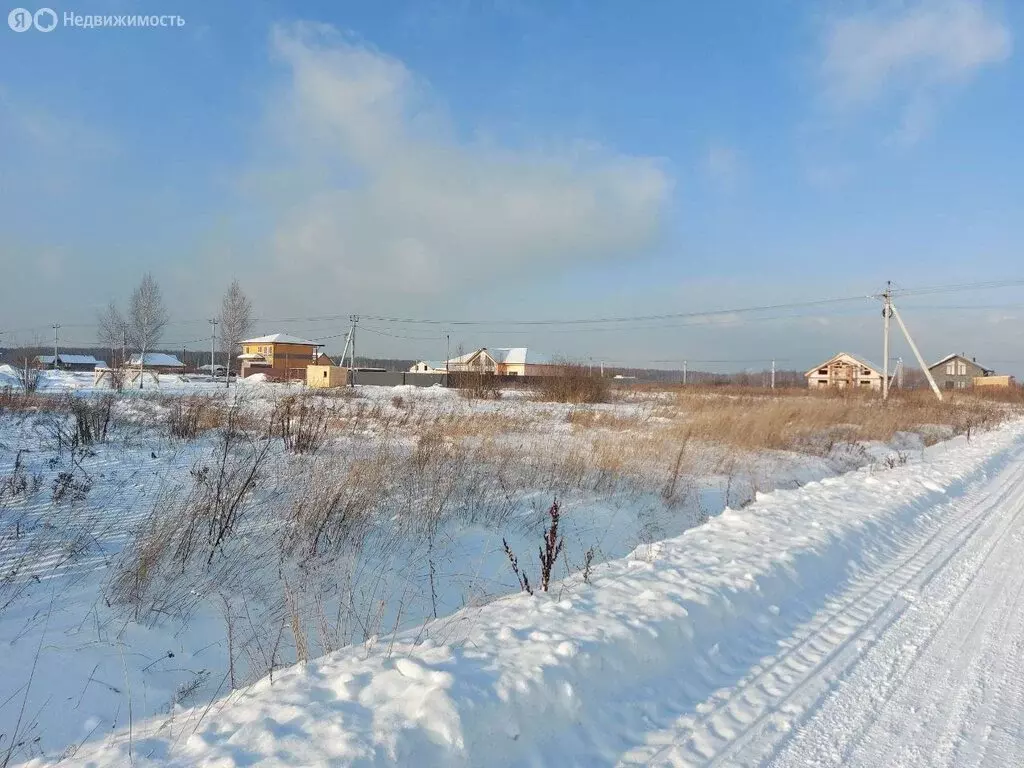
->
358 295 872 327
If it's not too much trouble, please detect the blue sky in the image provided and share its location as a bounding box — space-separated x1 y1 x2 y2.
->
1 0 1022 373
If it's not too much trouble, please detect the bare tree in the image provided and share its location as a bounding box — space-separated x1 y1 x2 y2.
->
128 274 169 389
96 301 128 367
218 280 253 379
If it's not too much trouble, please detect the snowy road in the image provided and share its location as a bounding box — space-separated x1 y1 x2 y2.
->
626 430 1024 767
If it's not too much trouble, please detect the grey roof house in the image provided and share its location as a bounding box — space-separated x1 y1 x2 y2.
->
927 354 994 391
34 354 104 371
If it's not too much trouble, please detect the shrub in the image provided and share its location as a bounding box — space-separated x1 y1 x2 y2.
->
535 364 610 404
167 396 216 439
453 371 502 401
273 395 330 454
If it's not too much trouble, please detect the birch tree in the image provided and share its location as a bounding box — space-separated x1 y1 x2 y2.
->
128 273 169 388
218 280 253 377
96 301 128 366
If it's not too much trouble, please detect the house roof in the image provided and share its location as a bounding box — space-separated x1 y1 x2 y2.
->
242 333 323 347
805 352 883 377
929 353 992 372
490 347 552 365
128 353 184 367
35 354 102 366
445 349 492 365
442 347 552 367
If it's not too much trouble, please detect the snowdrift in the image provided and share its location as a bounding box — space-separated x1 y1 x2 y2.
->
42 422 1024 767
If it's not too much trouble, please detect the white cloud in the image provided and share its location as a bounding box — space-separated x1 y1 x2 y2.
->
251 23 672 301
820 1 1011 140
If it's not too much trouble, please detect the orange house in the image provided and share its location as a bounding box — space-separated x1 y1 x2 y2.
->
238 334 324 381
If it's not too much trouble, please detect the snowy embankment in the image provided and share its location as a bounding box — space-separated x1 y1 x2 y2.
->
44 420 1024 767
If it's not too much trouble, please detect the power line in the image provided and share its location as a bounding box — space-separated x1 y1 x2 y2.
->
358 296 872 327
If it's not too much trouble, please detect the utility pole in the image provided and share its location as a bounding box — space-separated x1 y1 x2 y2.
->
897 357 905 389
682 360 688 386
771 358 776 390
882 281 892 401
208 318 218 379
348 314 359 387
52 323 61 370
121 327 127 369
890 303 942 401
446 333 450 387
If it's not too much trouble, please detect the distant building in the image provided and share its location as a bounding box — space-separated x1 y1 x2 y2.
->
127 353 186 372
974 374 1016 389
805 353 885 391
306 365 348 388
238 334 323 381
928 354 993 391
410 347 555 377
409 360 447 374
35 354 104 371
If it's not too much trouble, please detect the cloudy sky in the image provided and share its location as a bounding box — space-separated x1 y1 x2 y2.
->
1 0 1022 373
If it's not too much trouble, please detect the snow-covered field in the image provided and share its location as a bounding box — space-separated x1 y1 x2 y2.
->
1 372 1020 766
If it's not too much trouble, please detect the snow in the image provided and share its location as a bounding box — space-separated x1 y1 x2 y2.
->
127 353 185 368
11 398 1023 766
241 334 322 346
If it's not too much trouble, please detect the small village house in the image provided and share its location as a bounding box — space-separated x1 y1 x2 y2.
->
306 364 348 388
238 334 324 380
126 353 185 373
805 353 885 391
409 347 555 377
409 360 446 374
928 354 993 391
34 354 105 371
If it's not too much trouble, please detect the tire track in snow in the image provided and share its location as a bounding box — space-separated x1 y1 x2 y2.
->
619 435 1024 767
777 458 1024 768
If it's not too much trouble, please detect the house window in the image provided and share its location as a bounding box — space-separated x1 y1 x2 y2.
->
957 362 967 375
818 368 827 375
946 362 955 375
957 380 967 389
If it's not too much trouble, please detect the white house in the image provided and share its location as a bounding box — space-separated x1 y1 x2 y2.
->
127 353 186 372
409 347 555 376
409 361 447 374
805 352 884 391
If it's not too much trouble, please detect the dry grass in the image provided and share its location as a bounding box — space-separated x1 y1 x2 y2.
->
534 364 611 404
658 388 1010 452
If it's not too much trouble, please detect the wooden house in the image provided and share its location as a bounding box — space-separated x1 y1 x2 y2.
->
238 334 323 381
805 353 885 391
